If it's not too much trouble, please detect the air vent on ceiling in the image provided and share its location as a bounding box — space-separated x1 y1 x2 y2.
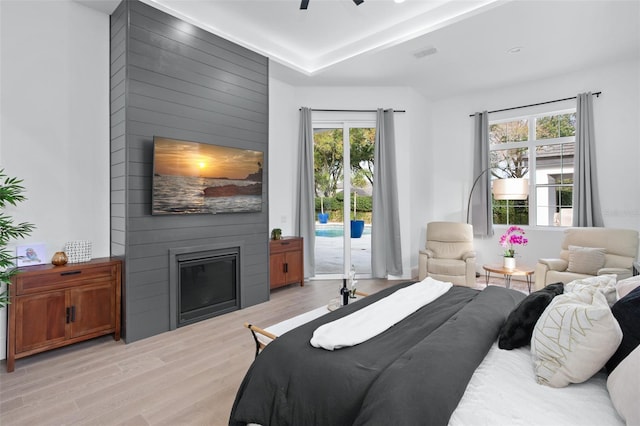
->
413 47 438 59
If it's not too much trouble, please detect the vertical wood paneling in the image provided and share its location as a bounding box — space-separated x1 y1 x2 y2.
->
110 0 269 343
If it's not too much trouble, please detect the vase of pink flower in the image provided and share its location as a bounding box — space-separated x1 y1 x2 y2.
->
499 226 528 269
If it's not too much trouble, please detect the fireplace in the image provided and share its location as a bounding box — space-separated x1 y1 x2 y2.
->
169 245 241 329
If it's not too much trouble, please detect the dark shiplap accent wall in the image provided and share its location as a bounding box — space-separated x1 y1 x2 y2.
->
109 0 269 342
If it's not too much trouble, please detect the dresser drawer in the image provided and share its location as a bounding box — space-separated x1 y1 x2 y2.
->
15 264 115 295
270 238 302 254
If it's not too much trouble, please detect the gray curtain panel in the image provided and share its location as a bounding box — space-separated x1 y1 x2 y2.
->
371 108 403 278
573 92 604 227
296 107 316 277
471 111 493 237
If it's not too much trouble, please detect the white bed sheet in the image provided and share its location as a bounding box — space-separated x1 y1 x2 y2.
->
449 343 623 426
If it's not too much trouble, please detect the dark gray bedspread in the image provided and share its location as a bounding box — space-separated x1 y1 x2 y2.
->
229 283 525 426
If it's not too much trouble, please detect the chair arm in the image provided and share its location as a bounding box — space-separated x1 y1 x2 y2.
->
461 251 476 261
419 248 435 258
537 258 568 272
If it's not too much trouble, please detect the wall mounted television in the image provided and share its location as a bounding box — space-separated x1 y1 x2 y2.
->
152 136 264 215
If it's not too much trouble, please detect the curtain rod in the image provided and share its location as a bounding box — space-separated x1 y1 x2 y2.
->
468 91 602 117
302 108 406 113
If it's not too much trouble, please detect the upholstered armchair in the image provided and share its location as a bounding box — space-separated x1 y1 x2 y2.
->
534 227 639 291
418 222 476 287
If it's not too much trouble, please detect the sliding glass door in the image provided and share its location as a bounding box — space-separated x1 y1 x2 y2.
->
313 122 375 279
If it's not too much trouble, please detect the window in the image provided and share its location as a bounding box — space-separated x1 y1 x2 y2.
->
489 109 576 227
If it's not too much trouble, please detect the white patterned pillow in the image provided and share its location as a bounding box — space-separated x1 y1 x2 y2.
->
565 274 617 306
607 345 640 424
531 289 622 388
567 245 606 275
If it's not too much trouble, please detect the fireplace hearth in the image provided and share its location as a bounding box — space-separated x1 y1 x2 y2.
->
169 245 241 329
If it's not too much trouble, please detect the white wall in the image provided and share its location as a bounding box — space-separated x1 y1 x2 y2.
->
429 59 640 274
0 0 110 360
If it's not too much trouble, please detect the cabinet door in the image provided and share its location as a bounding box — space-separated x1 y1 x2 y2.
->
269 252 287 288
15 291 67 353
69 280 115 339
285 251 303 284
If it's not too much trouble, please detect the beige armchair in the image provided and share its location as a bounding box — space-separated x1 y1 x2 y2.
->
534 227 639 291
418 222 476 287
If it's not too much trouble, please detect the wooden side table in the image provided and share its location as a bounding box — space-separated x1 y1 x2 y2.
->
483 264 534 294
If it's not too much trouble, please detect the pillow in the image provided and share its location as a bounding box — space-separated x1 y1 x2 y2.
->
616 275 640 300
565 274 617 306
498 282 564 350
606 285 640 373
531 289 622 388
607 345 640 425
566 245 606 275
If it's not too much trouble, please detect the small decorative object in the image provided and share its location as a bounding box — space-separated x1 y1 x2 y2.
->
16 243 46 267
341 278 350 306
499 226 528 269
51 251 68 266
64 240 92 263
271 228 282 240
349 264 358 298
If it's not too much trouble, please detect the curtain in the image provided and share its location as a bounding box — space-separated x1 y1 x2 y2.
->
296 107 315 277
470 111 493 237
371 108 403 277
573 92 604 227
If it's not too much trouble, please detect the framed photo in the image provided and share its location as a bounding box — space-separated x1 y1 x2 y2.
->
16 243 47 267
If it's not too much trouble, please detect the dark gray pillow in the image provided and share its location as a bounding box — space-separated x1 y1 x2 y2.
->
498 283 564 350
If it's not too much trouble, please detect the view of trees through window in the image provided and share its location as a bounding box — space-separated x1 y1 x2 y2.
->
313 127 375 223
489 110 576 226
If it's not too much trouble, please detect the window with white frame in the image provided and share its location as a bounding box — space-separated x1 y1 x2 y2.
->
489 108 576 227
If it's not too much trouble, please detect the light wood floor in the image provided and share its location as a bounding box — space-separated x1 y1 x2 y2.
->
0 277 526 426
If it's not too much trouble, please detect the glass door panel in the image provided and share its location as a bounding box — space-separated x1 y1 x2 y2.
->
313 127 344 275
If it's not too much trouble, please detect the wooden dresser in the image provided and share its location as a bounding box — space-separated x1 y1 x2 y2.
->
6 257 122 372
269 237 304 290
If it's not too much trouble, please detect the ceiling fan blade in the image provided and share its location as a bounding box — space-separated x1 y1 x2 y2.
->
353 0 364 5
300 0 309 9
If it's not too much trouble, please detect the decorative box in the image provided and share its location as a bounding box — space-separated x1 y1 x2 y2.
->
64 240 92 263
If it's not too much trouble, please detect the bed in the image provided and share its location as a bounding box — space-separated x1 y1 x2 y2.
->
230 278 638 426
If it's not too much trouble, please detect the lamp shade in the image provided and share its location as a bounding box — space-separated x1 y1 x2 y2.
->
492 178 529 200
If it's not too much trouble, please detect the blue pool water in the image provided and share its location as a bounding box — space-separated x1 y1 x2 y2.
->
316 224 371 238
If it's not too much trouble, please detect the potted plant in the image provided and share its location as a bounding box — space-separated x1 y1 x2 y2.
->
0 170 36 307
499 226 528 269
350 192 365 238
317 196 329 224
271 228 282 240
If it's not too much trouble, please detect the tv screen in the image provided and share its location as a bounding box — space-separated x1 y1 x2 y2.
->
152 136 264 215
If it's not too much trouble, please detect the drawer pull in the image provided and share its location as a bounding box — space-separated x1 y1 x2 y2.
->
280 242 290 245
60 271 82 276
66 307 71 324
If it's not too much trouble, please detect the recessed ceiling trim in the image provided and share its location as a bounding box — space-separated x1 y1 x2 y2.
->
143 0 506 75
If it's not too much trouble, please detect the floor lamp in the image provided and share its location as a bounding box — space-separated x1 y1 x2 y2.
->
466 168 529 224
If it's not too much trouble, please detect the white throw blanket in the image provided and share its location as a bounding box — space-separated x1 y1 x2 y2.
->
310 277 453 350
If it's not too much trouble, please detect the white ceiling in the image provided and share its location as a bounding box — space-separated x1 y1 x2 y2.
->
79 0 640 100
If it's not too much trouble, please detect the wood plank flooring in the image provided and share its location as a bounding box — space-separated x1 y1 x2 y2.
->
0 277 525 425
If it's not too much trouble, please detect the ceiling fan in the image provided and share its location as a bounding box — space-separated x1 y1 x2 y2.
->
300 0 364 10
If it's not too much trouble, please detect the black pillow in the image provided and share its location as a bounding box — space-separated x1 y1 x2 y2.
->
498 282 564 350
606 285 640 373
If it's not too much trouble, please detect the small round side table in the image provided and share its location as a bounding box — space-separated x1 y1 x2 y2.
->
482 264 534 294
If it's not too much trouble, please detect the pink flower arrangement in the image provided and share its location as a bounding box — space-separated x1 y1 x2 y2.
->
499 226 528 258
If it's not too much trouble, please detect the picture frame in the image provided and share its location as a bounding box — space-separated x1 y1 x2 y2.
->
16 243 47 267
